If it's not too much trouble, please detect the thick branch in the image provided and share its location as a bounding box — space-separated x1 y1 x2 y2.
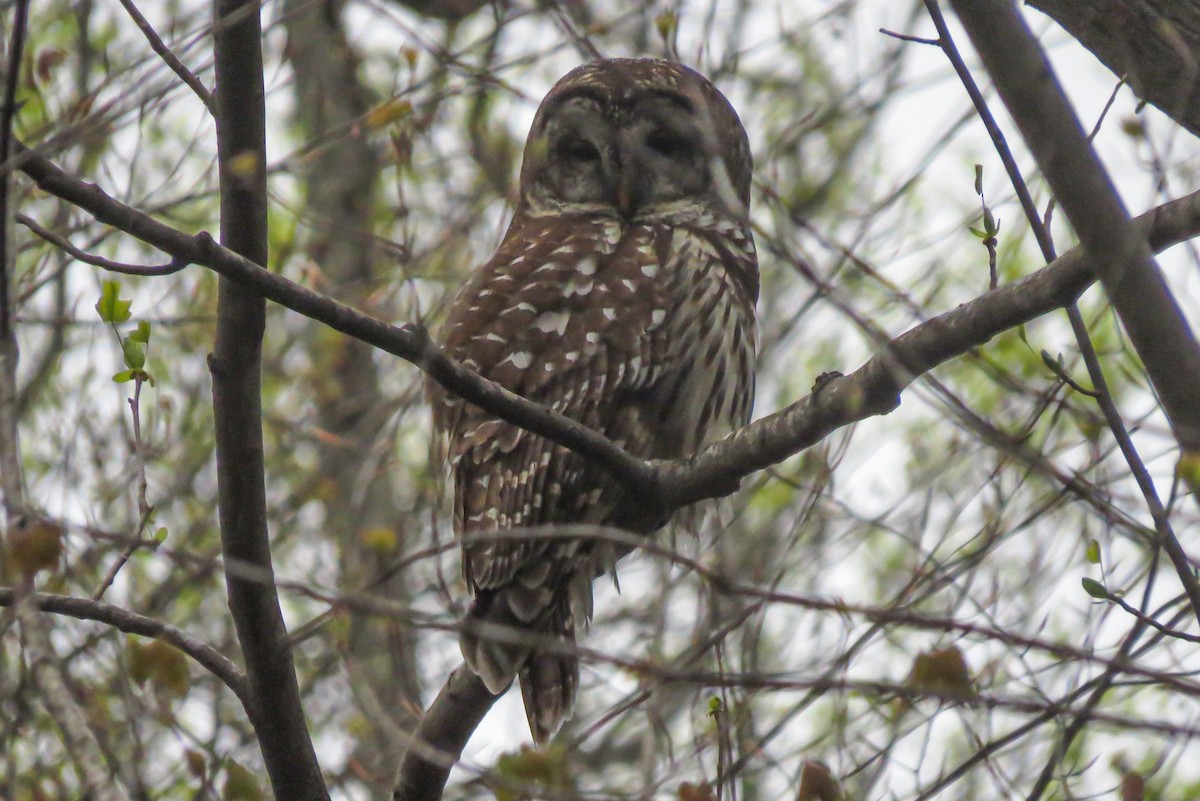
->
392 666 497 801
210 3 328 799
1027 0 1200 139
659 188 1200 509
950 0 1200 456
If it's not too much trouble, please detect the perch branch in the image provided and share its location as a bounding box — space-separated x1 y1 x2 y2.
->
12 139 1200 517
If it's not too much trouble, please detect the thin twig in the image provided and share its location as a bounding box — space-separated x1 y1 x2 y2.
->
117 0 216 114
0 587 250 704
19 213 187 276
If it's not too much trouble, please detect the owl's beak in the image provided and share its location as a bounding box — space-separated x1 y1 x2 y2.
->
616 178 638 219
614 136 649 219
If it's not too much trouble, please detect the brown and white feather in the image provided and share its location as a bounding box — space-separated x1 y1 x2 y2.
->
427 58 757 745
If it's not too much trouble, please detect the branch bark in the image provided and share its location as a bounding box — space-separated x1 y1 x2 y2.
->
0 587 250 705
391 666 498 801
1027 0 1200 138
210 2 328 799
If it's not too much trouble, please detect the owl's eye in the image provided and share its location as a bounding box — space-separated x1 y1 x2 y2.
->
646 130 689 158
557 138 601 164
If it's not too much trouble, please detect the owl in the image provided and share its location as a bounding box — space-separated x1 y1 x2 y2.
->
429 58 757 744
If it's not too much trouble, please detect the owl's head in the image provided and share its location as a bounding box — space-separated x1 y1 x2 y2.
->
517 58 752 221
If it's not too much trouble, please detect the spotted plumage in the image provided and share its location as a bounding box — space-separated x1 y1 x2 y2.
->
428 58 757 744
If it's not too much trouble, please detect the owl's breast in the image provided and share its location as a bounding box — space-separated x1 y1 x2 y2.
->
648 220 758 456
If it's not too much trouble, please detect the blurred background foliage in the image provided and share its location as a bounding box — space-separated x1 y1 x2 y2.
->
4 0 1200 799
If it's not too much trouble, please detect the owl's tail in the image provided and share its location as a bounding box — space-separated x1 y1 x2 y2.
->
460 588 579 746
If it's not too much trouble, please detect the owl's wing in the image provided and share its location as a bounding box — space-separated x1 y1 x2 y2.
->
429 213 674 596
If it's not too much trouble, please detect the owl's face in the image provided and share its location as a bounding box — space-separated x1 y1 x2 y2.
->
518 58 752 220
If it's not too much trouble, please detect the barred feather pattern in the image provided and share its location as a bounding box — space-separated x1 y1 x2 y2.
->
427 58 757 745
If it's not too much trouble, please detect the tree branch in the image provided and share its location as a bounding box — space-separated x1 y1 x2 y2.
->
1027 0 1200 139
391 666 498 801
11 139 656 495
949 0 1200 456
948 0 1200 636
116 0 215 114
0 587 250 705
12 139 1200 517
210 2 328 799
656 187 1200 509
925 0 1198 638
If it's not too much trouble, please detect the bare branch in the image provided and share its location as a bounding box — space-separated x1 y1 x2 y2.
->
116 0 215 114
0 587 251 704
18 213 187 275
392 666 498 801
210 2 328 799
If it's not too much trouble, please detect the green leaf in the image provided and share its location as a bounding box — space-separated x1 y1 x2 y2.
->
974 164 983 196
1081 577 1108 599
1085 538 1101 564
95 280 132 323
112 369 135 383
122 336 146 370
129 319 151 344
983 206 997 235
968 226 987 239
153 526 168 543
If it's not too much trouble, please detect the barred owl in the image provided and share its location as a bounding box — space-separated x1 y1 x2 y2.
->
429 58 757 744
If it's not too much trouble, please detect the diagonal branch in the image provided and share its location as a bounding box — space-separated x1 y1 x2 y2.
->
116 0 215 114
391 666 497 801
949 0 1200 457
657 188 1200 509
11 139 656 494
0 587 250 705
12 139 1200 518
924 0 1199 638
